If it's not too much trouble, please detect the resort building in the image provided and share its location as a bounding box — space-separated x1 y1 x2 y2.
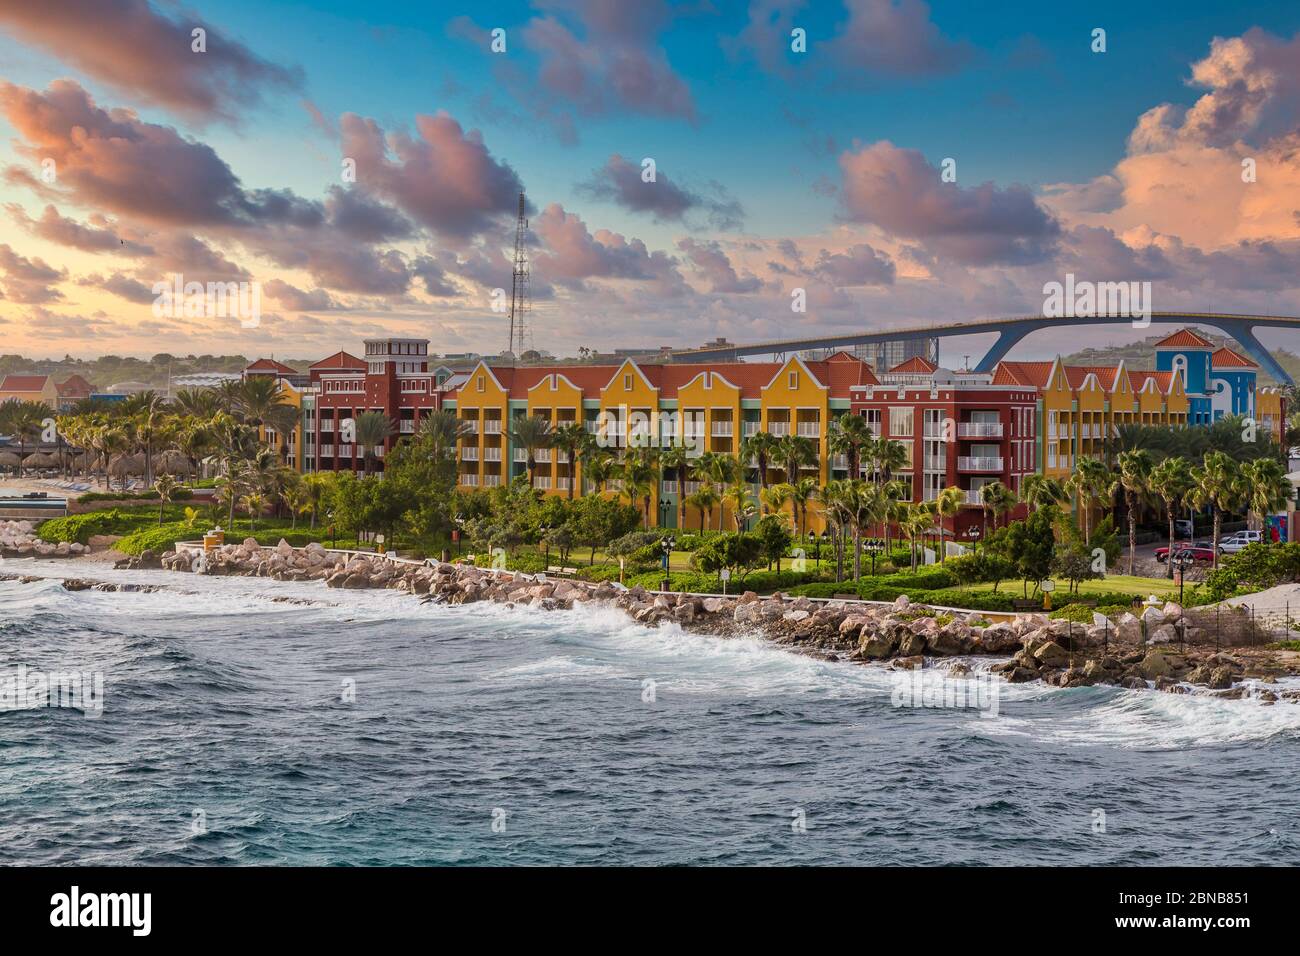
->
444 352 879 530
849 360 1038 539
0 374 59 407
54 374 93 410
993 357 1191 482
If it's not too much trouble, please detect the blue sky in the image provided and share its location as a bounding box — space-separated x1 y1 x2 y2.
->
2 1 1300 361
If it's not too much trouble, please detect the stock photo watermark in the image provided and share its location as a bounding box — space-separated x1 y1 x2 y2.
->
0 664 103 718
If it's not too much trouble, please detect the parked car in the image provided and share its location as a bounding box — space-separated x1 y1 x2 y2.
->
1219 530 1264 554
1155 540 1218 563
1171 546 1219 565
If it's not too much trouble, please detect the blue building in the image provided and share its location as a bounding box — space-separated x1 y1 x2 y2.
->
1154 328 1216 425
1154 328 1260 424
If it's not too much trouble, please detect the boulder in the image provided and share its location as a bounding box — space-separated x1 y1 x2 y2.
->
859 633 897 659
1032 641 1070 668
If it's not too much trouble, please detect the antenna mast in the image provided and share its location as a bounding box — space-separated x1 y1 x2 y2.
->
507 191 530 357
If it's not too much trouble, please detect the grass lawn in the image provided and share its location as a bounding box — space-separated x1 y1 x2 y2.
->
961 574 1181 600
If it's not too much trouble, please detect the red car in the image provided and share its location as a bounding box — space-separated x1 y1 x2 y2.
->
1155 541 1218 563
1167 546 1218 565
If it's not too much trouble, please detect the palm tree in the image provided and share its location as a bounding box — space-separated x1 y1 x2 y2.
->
991 483 1019 529
904 502 935 573
740 430 780 489
979 481 1006 539
353 411 396 476
507 415 553 488
828 412 873 477
1241 457 1292 533
172 388 220 418
619 451 658 528
789 477 818 542
177 420 215 484
934 486 964 561
549 422 591 500
154 473 178 525
0 399 47 479
659 443 692 528
725 479 755 531
760 482 792 522
1189 451 1244 568
1111 449 1153 575
300 472 329 529
1069 457 1112 540
872 438 911 487
685 485 720 532
1150 455 1194 578
1020 473 1067 512
817 480 851 581
417 408 474 463
775 434 816 488
234 376 289 427
582 449 617 494
124 390 166 484
693 451 739 530
263 404 301 463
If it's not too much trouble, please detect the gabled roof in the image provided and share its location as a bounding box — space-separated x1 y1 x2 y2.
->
1212 346 1257 369
991 360 1056 388
1154 328 1214 350
1128 370 1178 395
246 358 297 374
56 374 92 395
888 355 938 375
0 374 51 392
310 350 366 370
1074 364 1123 391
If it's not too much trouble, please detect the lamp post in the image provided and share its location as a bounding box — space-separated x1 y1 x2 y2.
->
966 525 981 555
327 509 335 549
813 530 823 564
1174 551 1193 605
375 533 385 555
453 514 464 556
659 498 670 531
660 534 676 591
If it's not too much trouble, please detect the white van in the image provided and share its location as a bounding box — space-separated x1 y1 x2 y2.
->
1220 530 1264 553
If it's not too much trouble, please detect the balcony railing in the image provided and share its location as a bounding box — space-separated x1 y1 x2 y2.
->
319 421 334 433
400 420 415 433
319 445 334 457
797 423 820 438
483 420 501 434
337 445 354 457
963 489 984 505
482 474 501 487
711 422 733 437
461 420 479 434
555 451 569 464
743 422 759 437
923 455 946 472
556 477 572 491
513 449 527 462
461 474 479 487
768 422 790 436
535 449 551 463
922 425 946 439
534 477 552 490
683 480 702 495
958 422 1002 438
483 448 501 462
958 456 1003 472
461 448 479 461
831 454 848 470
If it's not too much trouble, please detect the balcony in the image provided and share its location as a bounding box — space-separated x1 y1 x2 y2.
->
483 448 501 462
796 423 820 438
923 455 946 472
962 489 984 505
534 449 551 463
711 422 733 437
556 477 572 491
461 474 479 487
461 420 479 434
555 451 570 464
513 449 527 463
958 421 1002 438
831 454 848 470
922 425 947 439
483 420 502 434
958 456 1003 472
534 477 552 490
743 422 759 437
482 474 501 487
768 422 790 436
400 420 415 433
319 444 334 457
319 421 335 433
462 448 479 461
337 445 354 457
683 480 702 495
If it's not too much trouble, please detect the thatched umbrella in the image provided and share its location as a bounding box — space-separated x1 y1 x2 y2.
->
23 452 58 469
152 449 192 476
0 451 20 471
107 453 146 477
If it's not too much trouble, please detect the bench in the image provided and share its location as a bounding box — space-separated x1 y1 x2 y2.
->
832 593 858 601
1012 599 1042 611
546 566 579 577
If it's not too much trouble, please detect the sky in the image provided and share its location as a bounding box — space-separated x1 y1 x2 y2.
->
2 0 1300 364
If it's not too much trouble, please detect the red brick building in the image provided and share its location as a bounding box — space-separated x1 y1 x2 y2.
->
849 361 1038 545
307 338 444 474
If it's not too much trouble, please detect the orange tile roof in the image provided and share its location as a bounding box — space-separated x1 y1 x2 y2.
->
311 351 365 370
246 358 298 374
0 374 50 392
1154 328 1214 349
1075 365 1121 390
888 355 938 374
1127 370 1176 393
1211 346 1257 369
992 361 1055 388
56 374 92 395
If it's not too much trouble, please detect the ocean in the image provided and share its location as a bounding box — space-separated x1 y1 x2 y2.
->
2 561 1298 866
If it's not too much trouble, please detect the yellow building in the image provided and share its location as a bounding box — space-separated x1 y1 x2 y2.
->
0 374 60 408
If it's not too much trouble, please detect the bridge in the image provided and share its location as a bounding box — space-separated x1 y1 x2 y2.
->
666 312 1300 385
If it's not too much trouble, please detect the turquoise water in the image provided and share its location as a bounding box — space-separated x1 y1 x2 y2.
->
1 561 1298 865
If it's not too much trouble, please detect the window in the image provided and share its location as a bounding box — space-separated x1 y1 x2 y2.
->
476 376 485 392
788 371 798 389
624 374 632 391
889 406 914 437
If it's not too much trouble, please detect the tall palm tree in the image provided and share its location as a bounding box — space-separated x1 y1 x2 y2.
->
172 388 220 419
1069 457 1112 540
1189 451 1244 568
775 434 816 487
789 476 818 542
582 449 618 494
300 472 329 529
978 480 1007 540
549 421 591 499
872 438 911 487
353 411 396 477
760 482 792 522
934 486 964 562
0 399 48 479
740 430 780 488
817 480 851 581
507 415 553 488
1020 473 1067 512
1150 455 1194 579
693 451 739 530
685 485 720 532
153 473 179 525
1241 457 1292 533
725 479 755 531
828 412 873 477
659 443 692 528
619 451 658 528
417 408 474 463
234 376 289 427
1111 449 1154 575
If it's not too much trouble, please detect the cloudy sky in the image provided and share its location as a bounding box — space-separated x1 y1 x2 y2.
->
2 0 1300 363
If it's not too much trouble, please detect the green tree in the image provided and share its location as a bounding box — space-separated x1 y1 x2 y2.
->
352 411 396 477
507 415 554 488
753 514 794 572
1110 449 1153 575
1189 451 1244 568
1149 455 1194 578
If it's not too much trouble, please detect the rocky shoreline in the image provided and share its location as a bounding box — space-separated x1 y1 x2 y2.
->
28 536 1291 703
0 520 89 559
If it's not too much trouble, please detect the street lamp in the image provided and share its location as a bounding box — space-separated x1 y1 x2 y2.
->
327 509 335 549
658 498 670 531
660 534 677 591
966 525 981 554
813 530 823 564
1173 551 1194 605
453 514 464 556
